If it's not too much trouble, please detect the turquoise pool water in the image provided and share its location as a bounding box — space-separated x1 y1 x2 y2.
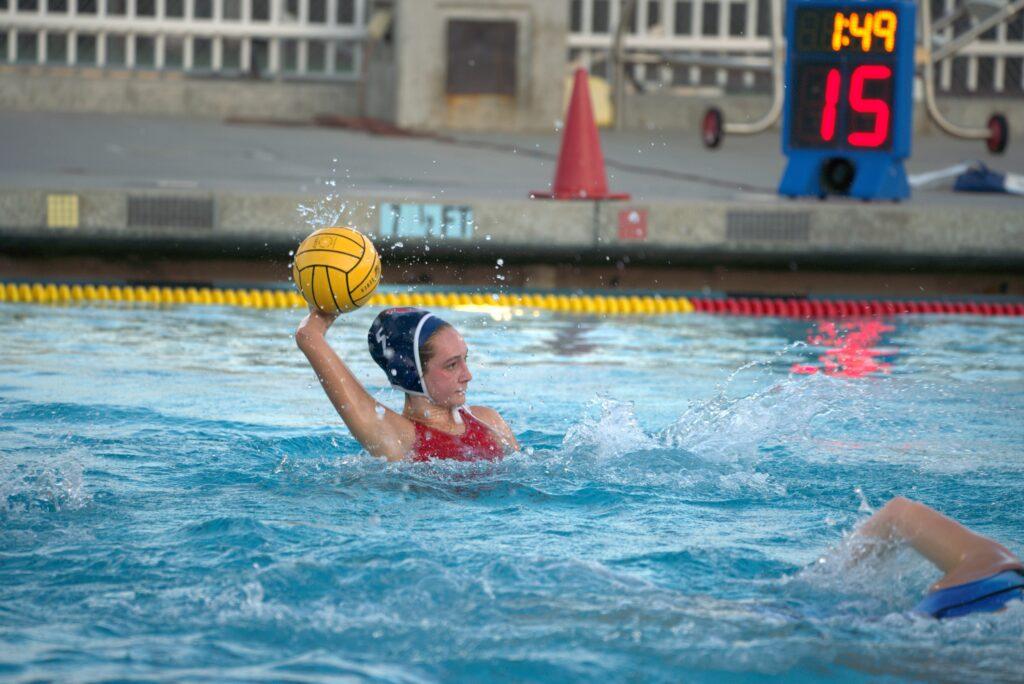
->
2 300 1023 682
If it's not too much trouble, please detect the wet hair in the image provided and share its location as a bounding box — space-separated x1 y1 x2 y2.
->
418 323 454 369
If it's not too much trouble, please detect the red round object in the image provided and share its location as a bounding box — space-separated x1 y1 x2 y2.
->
986 113 1008 155
702 107 725 149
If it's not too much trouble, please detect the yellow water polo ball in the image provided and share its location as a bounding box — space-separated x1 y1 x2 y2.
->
291 227 381 314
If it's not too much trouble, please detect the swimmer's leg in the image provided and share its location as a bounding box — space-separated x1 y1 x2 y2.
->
857 497 1023 591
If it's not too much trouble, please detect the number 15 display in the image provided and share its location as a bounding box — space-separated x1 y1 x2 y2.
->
793 63 893 149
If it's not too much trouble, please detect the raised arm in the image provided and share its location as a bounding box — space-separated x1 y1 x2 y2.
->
855 496 1023 591
295 309 414 460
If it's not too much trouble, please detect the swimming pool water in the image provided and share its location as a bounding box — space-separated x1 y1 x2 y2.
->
2 300 1023 682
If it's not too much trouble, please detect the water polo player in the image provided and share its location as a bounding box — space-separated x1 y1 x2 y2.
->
296 306 519 462
849 497 1023 619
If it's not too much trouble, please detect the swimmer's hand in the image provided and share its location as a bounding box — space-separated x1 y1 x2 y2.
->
295 308 338 348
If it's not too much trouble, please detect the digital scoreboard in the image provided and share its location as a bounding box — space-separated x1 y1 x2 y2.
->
779 0 916 200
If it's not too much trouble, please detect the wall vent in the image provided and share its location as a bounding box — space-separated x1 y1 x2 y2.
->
128 196 215 230
726 211 810 241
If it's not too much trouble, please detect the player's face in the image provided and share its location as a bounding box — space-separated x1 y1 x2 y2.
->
422 327 472 408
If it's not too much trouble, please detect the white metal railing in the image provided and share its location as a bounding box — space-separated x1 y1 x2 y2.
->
567 0 1024 96
569 0 773 90
0 0 367 80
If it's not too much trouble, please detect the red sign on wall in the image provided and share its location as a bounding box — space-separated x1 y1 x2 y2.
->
618 209 647 240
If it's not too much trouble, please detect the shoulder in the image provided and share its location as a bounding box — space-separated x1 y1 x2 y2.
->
371 404 418 461
469 405 502 422
468 405 519 450
469 405 510 432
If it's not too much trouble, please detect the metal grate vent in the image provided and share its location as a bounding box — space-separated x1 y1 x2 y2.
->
726 211 810 241
128 196 215 230
446 19 517 95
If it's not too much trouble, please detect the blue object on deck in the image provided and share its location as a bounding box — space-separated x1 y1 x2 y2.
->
953 162 1024 195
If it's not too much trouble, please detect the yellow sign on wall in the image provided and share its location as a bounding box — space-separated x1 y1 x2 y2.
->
47 194 80 229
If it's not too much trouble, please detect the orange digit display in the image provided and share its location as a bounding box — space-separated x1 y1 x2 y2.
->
848 13 874 51
831 13 845 51
873 10 897 52
829 11 897 53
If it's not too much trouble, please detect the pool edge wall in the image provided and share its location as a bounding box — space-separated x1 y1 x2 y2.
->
1 188 1022 297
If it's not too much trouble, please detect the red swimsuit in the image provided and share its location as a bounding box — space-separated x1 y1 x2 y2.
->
411 408 506 462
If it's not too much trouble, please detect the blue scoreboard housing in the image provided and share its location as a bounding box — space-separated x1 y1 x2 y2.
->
779 0 916 200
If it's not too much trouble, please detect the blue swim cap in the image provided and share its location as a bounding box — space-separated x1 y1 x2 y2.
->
368 308 450 398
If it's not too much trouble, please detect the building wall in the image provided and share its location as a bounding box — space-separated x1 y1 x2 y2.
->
393 0 568 131
0 66 361 120
364 37 397 123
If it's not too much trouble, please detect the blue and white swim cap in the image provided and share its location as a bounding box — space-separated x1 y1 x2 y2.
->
368 308 450 398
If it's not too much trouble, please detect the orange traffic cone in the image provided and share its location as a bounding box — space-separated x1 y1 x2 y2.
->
531 68 629 200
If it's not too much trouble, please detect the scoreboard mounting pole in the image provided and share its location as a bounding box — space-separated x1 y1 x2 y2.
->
778 0 916 201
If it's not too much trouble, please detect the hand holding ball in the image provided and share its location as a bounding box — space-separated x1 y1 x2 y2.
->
292 227 381 314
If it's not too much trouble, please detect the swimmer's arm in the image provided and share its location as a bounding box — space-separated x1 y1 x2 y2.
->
852 497 1022 590
469 405 520 452
296 311 414 461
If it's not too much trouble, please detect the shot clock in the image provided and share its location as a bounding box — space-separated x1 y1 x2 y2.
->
779 0 915 200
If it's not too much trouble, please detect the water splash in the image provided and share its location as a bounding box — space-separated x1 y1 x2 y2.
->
0 448 92 514
562 397 659 460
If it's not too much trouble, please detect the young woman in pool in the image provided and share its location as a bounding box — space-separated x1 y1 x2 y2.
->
296 306 519 462
851 496 1023 619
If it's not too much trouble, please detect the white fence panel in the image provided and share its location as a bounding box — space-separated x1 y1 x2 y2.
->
0 0 368 80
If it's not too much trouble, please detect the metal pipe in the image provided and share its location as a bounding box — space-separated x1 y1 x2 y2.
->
622 52 773 71
920 0 990 139
612 0 639 131
931 0 1024 62
930 5 967 34
724 0 784 135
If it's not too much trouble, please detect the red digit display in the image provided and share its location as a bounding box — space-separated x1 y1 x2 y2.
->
820 68 841 142
790 63 894 150
847 64 891 147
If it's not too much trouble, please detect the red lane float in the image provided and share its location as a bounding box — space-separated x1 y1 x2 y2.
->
689 296 1023 318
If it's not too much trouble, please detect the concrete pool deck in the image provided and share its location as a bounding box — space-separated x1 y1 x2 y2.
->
0 110 1022 295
